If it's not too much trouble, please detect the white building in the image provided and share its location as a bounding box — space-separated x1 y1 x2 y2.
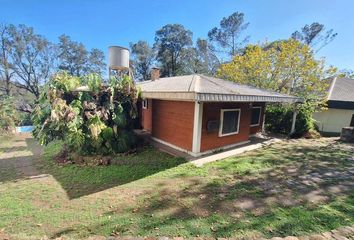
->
313 77 354 135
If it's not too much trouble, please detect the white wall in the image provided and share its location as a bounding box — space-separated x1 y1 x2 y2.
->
313 108 354 133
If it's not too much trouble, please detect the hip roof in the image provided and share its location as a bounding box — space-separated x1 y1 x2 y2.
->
137 74 302 103
328 77 354 102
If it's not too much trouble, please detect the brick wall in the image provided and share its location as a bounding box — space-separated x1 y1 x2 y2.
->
200 102 264 152
152 100 194 151
141 99 153 132
142 99 265 154
249 103 265 135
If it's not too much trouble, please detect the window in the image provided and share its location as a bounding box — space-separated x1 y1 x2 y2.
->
350 114 354 127
142 99 148 109
250 106 262 126
219 109 241 137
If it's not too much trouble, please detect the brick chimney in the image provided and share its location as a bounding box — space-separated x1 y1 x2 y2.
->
151 67 160 81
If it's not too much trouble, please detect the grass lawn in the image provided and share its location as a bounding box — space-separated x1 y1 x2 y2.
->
0 134 353 239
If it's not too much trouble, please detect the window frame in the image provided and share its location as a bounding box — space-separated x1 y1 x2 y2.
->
142 99 148 109
250 106 262 127
219 108 241 137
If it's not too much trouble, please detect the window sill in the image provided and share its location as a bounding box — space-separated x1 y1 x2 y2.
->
218 131 239 137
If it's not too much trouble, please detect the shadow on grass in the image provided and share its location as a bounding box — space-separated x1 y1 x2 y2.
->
2 135 354 238
54 138 354 238
44 147 187 199
0 136 187 199
0 146 28 152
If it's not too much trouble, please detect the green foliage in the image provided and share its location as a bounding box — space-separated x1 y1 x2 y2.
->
218 39 333 105
338 69 354 78
208 11 249 56
130 40 155 80
57 34 106 76
83 73 102 93
0 97 19 133
265 103 315 137
154 24 193 77
291 22 337 52
178 38 220 75
32 72 139 155
218 39 335 135
51 71 81 92
17 112 32 126
7 24 55 99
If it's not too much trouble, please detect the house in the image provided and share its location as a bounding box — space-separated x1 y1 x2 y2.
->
313 77 354 135
137 69 302 157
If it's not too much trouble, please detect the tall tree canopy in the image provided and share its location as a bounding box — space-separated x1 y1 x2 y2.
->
291 22 337 52
217 39 334 110
9 24 55 99
154 24 193 77
0 24 14 97
208 12 249 57
183 38 220 75
130 40 155 80
338 69 354 78
58 35 106 76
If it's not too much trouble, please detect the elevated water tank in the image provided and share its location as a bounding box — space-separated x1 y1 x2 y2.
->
108 46 130 70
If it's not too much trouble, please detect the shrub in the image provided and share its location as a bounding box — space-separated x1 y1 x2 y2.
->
265 102 317 138
32 72 139 156
0 97 19 134
18 112 33 126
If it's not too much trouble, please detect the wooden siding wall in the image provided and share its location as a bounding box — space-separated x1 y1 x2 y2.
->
152 100 194 151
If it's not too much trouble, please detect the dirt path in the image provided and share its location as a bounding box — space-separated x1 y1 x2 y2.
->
0 133 44 180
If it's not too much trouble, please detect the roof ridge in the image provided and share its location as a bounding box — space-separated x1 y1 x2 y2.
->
200 75 240 94
188 74 199 92
201 75 294 97
137 74 302 102
328 77 337 100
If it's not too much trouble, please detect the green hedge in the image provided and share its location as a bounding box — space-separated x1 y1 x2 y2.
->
265 103 314 138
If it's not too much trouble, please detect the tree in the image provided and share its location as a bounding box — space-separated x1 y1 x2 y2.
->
9 24 55 99
154 24 193 77
218 39 335 108
182 39 220 75
338 69 354 78
130 40 155 80
0 24 15 97
218 39 336 135
58 35 105 76
291 22 337 52
208 12 249 57
88 48 106 75
0 97 19 133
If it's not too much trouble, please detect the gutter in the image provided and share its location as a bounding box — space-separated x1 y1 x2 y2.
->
141 91 303 103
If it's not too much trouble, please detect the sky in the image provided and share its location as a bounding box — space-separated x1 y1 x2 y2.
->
1 0 353 70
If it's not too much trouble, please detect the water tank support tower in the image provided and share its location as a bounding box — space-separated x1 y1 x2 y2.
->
108 46 132 79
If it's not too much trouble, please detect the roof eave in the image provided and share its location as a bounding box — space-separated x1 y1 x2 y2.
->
141 92 196 101
141 92 303 103
196 93 302 103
